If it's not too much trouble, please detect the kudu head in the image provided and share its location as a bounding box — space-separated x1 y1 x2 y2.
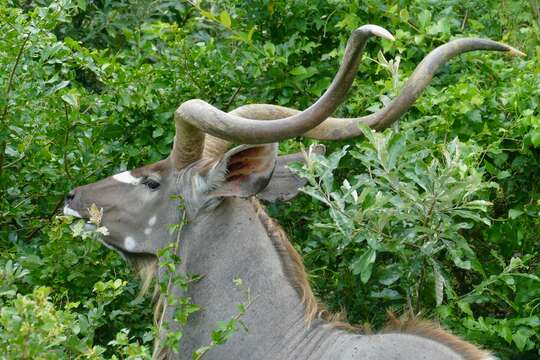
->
64 24 522 267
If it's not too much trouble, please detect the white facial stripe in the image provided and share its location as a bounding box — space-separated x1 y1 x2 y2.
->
148 216 157 227
124 236 136 251
64 206 82 218
113 171 141 185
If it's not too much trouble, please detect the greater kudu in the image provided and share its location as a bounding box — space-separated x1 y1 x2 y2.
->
64 25 522 359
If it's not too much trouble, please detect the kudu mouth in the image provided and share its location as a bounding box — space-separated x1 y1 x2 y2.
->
63 199 155 269
63 196 159 295
63 195 100 232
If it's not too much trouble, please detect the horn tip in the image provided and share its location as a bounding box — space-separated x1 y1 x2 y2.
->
507 46 526 57
357 24 395 41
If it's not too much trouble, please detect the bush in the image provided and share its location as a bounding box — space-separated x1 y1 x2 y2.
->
1 0 539 358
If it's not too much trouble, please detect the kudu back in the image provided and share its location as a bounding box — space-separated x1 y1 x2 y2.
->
65 25 521 359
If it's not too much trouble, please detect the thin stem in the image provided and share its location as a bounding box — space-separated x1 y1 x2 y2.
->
223 86 242 112
62 103 72 180
530 0 540 29
0 34 30 179
461 9 469 31
154 210 187 358
1 34 30 124
26 196 65 239
181 44 204 94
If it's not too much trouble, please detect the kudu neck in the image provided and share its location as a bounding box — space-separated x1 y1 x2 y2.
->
161 197 319 359
156 198 477 360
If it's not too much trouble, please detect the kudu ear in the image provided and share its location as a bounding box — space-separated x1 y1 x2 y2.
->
257 144 326 202
207 144 278 198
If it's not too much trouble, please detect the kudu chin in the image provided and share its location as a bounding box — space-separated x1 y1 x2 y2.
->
64 24 522 359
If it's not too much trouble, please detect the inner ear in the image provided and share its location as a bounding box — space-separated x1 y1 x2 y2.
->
207 144 277 198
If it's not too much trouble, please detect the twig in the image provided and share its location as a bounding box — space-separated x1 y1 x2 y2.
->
183 0 265 57
530 0 540 29
1 34 30 124
322 8 338 38
62 103 72 180
0 141 6 180
179 7 195 28
4 154 26 168
26 196 65 239
0 34 30 179
461 9 469 31
223 86 242 112
23 157 115 239
181 44 204 94
153 209 187 358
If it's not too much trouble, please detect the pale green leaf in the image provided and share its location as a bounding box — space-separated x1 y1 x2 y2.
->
509 208 524 219
219 11 231 29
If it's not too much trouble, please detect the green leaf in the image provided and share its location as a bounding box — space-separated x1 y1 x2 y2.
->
152 128 164 138
399 9 409 23
529 129 540 147
418 9 432 28
247 26 256 42
290 66 307 76
219 11 231 29
370 288 401 300
453 257 471 270
512 328 533 351
61 91 80 110
77 0 87 10
457 301 473 316
48 80 70 95
387 133 405 170
357 122 376 147
378 264 401 286
433 265 444 306
508 208 524 219
263 42 275 56
200 10 215 20
351 248 377 283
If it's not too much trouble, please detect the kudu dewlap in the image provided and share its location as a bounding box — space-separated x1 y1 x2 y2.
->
63 24 522 360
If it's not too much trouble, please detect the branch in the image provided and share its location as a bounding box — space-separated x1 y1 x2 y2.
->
62 103 72 180
0 34 30 179
530 0 540 29
223 86 242 112
1 34 30 124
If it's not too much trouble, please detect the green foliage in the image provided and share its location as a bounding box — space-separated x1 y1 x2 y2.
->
292 124 540 356
0 261 151 359
1 0 539 358
296 126 495 291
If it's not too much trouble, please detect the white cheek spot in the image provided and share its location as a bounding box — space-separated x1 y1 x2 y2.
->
124 236 136 251
63 206 82 218
113 171 141 185
148 216 157 227
144 228 152 235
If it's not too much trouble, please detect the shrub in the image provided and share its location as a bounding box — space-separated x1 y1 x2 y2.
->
1 0 539 358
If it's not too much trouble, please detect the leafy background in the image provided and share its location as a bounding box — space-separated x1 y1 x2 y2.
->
1 0 539 358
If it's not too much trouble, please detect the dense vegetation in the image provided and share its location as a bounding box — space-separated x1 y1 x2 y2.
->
1 0 539 358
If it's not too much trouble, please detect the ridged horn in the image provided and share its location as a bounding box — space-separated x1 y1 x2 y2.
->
227 38 524 140
172 24 395 168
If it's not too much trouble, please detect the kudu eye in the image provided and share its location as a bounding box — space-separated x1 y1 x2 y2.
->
142 177 160 190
